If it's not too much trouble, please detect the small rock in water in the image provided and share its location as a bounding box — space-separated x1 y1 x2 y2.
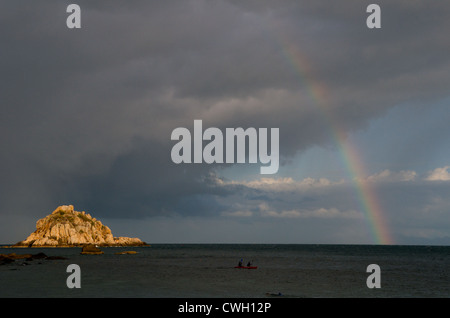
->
81 245 104 255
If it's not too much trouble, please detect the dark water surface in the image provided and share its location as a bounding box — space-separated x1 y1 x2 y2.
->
1 244 449 298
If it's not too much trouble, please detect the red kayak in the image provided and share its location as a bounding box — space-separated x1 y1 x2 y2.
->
234 266 257 269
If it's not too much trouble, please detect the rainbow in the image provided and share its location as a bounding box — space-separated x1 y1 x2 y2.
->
279 39 394 245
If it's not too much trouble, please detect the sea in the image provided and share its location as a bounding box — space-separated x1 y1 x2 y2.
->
1 244 449 299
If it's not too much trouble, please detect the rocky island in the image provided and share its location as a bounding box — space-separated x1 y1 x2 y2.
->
13 205 148 247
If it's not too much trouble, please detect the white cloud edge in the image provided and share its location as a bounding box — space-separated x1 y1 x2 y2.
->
425 166 450 181
220 166 450 192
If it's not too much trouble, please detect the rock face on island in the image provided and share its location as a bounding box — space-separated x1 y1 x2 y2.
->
14 205 148 247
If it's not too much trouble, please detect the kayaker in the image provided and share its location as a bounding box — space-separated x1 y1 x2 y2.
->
238 259 243 267
247 261 252 266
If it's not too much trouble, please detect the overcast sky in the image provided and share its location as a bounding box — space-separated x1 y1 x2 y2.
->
1 1 450 245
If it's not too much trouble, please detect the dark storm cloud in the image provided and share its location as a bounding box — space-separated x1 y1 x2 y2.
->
1 0 450 225
67 139 233 218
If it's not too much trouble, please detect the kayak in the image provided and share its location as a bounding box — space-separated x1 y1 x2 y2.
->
234 266 257 269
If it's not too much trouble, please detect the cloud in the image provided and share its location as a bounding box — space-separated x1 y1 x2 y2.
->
223 168 419 193
363 169 417 183
224 176 343 192
425 166 450 181
259 206 361 219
